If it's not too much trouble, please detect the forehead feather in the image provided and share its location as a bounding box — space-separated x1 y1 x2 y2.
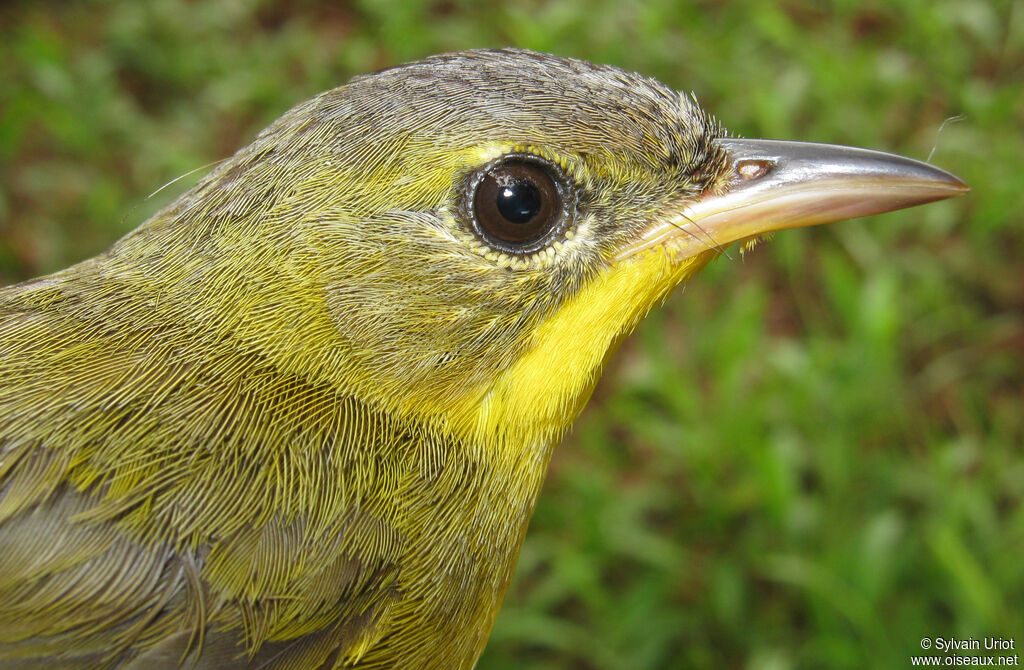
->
315 49 720 166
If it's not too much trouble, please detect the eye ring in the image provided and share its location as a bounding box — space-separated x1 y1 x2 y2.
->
466 154 575 256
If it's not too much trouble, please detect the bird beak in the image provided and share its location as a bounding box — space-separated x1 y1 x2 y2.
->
621 138 969 261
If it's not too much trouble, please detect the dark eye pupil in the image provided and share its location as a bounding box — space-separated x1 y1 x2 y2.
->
496 180 542 224
471 157 569 254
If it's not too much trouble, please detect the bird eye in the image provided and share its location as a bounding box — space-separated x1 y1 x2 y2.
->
470 157 570 254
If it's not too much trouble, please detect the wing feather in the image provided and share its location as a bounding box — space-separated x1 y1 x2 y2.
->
0 276 405 668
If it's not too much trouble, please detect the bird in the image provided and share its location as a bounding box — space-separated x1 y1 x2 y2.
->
0 48 966 669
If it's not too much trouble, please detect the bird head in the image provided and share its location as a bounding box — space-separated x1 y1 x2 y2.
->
110 48 966 457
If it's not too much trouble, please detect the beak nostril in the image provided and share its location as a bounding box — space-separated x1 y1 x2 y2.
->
737 159 772 181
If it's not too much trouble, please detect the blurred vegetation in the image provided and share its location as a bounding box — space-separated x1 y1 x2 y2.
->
1 0 1021 668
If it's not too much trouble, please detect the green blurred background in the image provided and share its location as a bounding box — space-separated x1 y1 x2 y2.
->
1 1 1021 668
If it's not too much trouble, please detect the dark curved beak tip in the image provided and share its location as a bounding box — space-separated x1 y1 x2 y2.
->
931 169 971 193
